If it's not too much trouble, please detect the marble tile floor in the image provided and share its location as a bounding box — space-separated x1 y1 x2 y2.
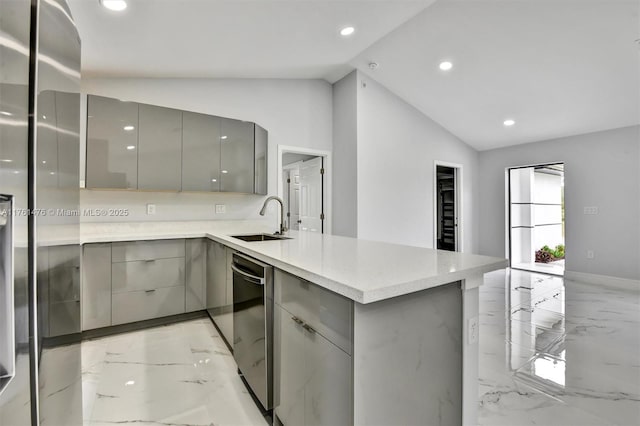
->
478 268 640 426
37 268 639 426
80 318 267 426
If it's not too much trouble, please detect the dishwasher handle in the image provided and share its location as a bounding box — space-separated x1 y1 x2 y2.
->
231 263 265 285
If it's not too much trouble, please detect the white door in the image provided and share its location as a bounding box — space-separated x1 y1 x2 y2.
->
299 157 323 233
287 165 301 231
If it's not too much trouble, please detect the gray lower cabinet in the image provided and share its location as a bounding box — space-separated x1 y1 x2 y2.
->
112 286 185 326
40 245 82 337
86 95 139 189
82 244 112 330
274 270 353 426
137 104 182 191
206 240 234 345
82 239 192 330
186 239 207 312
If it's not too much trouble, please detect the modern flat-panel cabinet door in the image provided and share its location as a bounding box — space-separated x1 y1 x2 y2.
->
86 95 139 189
48 246 81 337
206 240 226 314
254 124 268 195
186 239 206 312
220 118 254 193
82 244 112 330
305 332 352 426
138 104 182 190
37 90 59 189
182 112 221 191
56 91 80 189
275 305 306 426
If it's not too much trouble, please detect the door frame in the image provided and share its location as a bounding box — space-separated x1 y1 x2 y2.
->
433 160 463 252
277 145 332 234
505 161 564 273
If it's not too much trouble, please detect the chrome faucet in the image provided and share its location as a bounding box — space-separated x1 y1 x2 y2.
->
259 196 288 235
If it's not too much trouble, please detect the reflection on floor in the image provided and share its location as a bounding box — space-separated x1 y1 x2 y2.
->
37 269 639 425
479 268 640 426
81 318 267 426
512 259 565 276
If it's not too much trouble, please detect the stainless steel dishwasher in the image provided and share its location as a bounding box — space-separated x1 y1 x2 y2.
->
232 252 273 411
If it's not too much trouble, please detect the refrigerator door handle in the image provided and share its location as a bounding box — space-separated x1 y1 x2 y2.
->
0 194 15 396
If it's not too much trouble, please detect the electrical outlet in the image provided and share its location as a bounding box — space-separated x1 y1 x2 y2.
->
468 316 479 345
583 206 598 215
215 204 226 214
146 204 156 215
587 250 595 259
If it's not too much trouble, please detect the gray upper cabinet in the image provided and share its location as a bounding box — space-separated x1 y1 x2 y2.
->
86 95 267 193
254 124 268 195
182 112 221 192
137 104 182 191
86 95 139 189
220 118 255 194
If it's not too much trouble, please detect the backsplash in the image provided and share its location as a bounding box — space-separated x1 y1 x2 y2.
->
80 189 277 223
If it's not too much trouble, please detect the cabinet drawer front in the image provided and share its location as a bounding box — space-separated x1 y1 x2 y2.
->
112 239 185 262
112 257 185 293
112 286 185 325
275 270 353 355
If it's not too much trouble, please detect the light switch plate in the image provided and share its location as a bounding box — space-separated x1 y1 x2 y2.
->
468 316 479 345
587 250 595 259
146 204 156 215
215 204 226 214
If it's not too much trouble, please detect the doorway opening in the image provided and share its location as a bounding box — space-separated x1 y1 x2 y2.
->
278 146 331 234
508 163 565 276
434 162 463 252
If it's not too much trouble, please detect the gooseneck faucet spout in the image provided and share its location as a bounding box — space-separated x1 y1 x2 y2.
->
260 196 287 235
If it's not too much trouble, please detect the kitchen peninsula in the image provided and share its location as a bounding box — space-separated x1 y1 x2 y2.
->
77 221 507 426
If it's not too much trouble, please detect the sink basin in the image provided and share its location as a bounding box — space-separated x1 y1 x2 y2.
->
231 233 292 242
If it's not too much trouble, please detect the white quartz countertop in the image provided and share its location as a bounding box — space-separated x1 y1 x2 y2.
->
76 221 507 304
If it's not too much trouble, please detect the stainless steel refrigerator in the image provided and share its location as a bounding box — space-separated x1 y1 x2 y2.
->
0 0 82 425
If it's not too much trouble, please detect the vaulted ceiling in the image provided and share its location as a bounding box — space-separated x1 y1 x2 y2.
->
69 0 639 150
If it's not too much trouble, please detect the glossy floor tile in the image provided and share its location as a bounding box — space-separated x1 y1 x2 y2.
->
81 318 267 426
478 269 640 426
69 269 640 426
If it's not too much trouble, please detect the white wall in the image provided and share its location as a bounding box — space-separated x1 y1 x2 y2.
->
479 125 640 281
332 71 358 238
356 72 479 251
79 78 333 224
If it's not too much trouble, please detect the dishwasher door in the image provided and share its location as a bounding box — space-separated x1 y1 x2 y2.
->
232 252 273 411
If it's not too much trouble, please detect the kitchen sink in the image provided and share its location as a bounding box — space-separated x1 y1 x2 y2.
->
231 233 292 242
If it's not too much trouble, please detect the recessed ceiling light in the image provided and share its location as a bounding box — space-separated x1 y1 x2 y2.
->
126 145 136 150
49 172 55 175
100 0 127 11
220 135 228 140
439 61 453 71
42 160 47 164
0 159 12 163
0 111 12 116
340 26 355 37
123 125 135 131
221 170 228 174
503 119 516 127
211 179 217 182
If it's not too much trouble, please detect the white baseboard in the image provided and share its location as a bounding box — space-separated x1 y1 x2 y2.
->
564 270 640 292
